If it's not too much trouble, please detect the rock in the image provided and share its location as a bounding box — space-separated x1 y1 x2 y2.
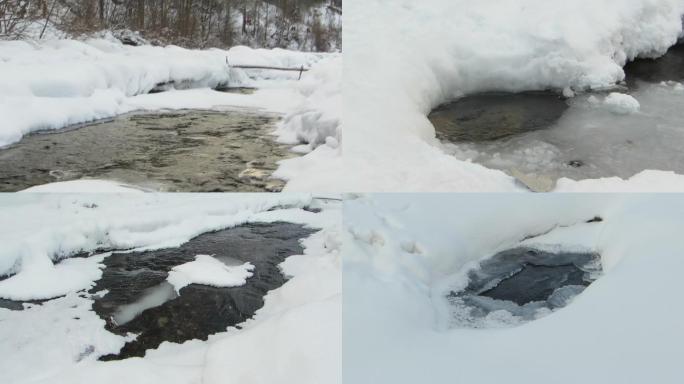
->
112 30 150 46
568 160 584 168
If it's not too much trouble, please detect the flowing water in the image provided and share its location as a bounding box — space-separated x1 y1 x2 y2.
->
0 109 294 192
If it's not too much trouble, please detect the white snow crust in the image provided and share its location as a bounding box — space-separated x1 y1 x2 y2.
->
167 255 255 294
602 92 641 114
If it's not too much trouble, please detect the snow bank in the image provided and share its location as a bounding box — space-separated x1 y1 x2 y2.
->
345 0 684 191
167 255 255 294
344 194 684 383
0 38 325 147
0 193 311 300
0 293 130 381
274 56 343 192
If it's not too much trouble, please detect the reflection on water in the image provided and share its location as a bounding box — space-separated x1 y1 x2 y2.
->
112 282 178 326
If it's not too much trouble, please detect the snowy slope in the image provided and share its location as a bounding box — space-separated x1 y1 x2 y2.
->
0 195 341 384
344 194 684 383
345 0 684 191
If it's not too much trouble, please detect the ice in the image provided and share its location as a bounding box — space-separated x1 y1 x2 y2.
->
447 247 601 328
441 82 684 190
167 255 255 294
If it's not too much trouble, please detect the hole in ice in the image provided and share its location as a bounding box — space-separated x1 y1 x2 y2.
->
447 247 601 328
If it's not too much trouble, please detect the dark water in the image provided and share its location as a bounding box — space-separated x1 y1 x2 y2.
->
624 43 684 85
449 247 601 325
0 109 294 192
87 222 317 360
480 263 588 305
429 91 569 143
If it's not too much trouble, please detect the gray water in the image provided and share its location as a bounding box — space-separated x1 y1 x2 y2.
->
0 109 294 192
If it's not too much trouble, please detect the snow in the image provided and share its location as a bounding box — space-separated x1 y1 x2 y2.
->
0 253 108 302
0 38 323 149
345 0 684 191
0 194 311 296
0 195 341 384
555 170 684 191
167 255 255 294
0 293 131 382
344 194 684 383
439 81 684 189
602 92 641 114
21 180 148 193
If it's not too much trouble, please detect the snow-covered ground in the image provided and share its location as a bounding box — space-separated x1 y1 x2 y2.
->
345 0 684 191
344 193 684 383
0 37 341 192
0 194 341 384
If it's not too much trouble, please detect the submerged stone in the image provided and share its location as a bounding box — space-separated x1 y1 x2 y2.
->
449 247 601 327
429 91 569 143
91 222 317 360
568 160 584 168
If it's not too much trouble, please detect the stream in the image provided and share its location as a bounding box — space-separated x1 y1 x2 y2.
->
0 108 294 192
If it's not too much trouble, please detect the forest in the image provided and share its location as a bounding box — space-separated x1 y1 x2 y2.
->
0 0 342 51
